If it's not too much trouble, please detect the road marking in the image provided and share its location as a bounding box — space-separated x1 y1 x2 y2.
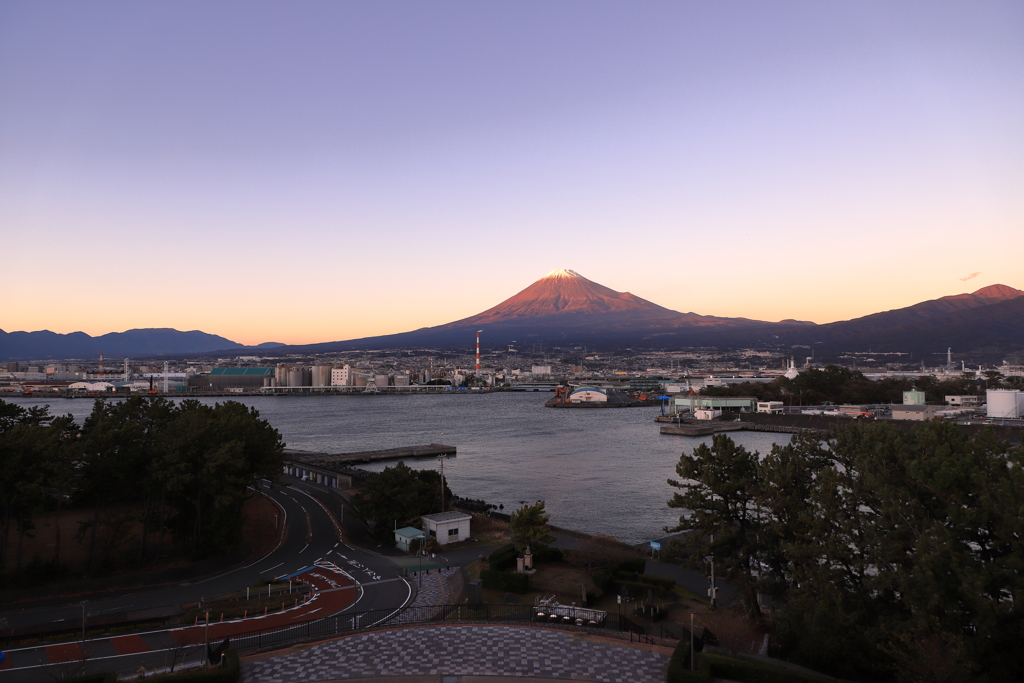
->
266 562 284 571
300 543 309 553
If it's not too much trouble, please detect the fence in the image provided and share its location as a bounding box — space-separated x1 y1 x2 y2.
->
230 603 601 653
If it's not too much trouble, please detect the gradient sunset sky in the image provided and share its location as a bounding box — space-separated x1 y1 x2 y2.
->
2 2 1022 346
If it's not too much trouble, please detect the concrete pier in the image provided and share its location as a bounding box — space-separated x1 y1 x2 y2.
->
286 443 456 466
659 422 745 436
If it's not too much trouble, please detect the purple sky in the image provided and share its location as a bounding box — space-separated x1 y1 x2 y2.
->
2 2 1022 344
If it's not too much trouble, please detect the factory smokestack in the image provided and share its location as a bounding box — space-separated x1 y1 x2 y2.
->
476 330 482 372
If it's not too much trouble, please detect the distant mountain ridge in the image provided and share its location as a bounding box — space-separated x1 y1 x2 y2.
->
0 328 246 361
770 284 1024 355
3 277 1021 361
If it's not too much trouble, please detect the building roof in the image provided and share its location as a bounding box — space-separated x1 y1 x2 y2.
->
422 511 472 523
210 368 275 376
394 527 425 539
570 387 606 394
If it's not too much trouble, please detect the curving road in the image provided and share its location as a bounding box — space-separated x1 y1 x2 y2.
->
0 477 413 681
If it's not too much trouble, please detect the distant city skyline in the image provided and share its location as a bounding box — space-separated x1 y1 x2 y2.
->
3 2 1022 346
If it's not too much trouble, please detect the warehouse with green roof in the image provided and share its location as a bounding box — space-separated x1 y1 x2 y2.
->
188 367 275 391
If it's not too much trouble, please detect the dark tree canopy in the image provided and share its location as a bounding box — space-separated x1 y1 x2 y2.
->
667 422 1024 682
700 364 991 405
0 397 285 577
357 461 453 540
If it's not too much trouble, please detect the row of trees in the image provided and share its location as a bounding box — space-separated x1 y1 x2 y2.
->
700 364 1014 406
667 423 1023 682
0 397 284 578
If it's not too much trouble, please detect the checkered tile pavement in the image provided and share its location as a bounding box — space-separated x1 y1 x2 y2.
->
408 567 458 610
242 624 669 682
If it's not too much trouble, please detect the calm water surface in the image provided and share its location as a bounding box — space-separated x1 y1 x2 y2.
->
9 393 790 545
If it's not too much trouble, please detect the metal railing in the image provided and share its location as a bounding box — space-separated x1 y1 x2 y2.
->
229 603 578 652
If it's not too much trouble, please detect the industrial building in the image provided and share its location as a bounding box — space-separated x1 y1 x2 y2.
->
629 377 660 394
987 390 1024 419
569 387 607 403
189 367 275 391
946 395 981 407
674 396 757 413
902 390 926 405
892 404 942 421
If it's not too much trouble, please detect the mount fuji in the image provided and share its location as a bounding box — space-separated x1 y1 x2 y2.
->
286 269 805 351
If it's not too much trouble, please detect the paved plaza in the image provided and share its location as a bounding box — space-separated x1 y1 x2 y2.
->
241 624 670 682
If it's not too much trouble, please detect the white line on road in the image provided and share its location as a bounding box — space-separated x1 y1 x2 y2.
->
300 543 309 553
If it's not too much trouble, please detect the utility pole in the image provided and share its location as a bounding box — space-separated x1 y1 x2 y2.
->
438 455 446 510
80 600 88 642
204 610 211 667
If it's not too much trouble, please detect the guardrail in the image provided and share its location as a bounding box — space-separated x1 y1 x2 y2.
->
229 603 602 653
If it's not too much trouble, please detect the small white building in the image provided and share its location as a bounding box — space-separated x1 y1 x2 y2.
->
569 387 607 403
892 404 941 421
421 511 472 545
756 401 784 414
945 395 980 407
394 526 424 553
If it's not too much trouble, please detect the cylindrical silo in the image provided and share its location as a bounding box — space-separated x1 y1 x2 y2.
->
986 390 1020 419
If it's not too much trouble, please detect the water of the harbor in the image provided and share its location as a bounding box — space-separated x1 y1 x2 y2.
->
6 393 790 545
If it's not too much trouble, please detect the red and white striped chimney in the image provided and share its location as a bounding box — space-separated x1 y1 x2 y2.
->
475 330 482 372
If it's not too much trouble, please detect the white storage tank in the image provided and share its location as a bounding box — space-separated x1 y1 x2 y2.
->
288 369 307 387
374 374 390 388
986 390 1022 419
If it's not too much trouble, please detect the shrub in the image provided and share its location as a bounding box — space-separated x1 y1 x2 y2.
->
615 579 671 599
592 570 613 593
64 674 117 683
143 649 240 683
488 543 517 571
480 569 529 594
702 652 833 683
532 545 563 562
666 641 711 683
617 557 646 574
615 571 676 591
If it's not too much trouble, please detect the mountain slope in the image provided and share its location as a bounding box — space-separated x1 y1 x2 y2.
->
280 269 804 352
442 269 757 328
760 284 1024 358
809 284 1024 339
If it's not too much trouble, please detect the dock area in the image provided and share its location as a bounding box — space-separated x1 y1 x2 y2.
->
660 422 746 436
286 443 456 466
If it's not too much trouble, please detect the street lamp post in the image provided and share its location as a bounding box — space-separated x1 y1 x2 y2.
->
80 600 88 643
689 610 697 672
